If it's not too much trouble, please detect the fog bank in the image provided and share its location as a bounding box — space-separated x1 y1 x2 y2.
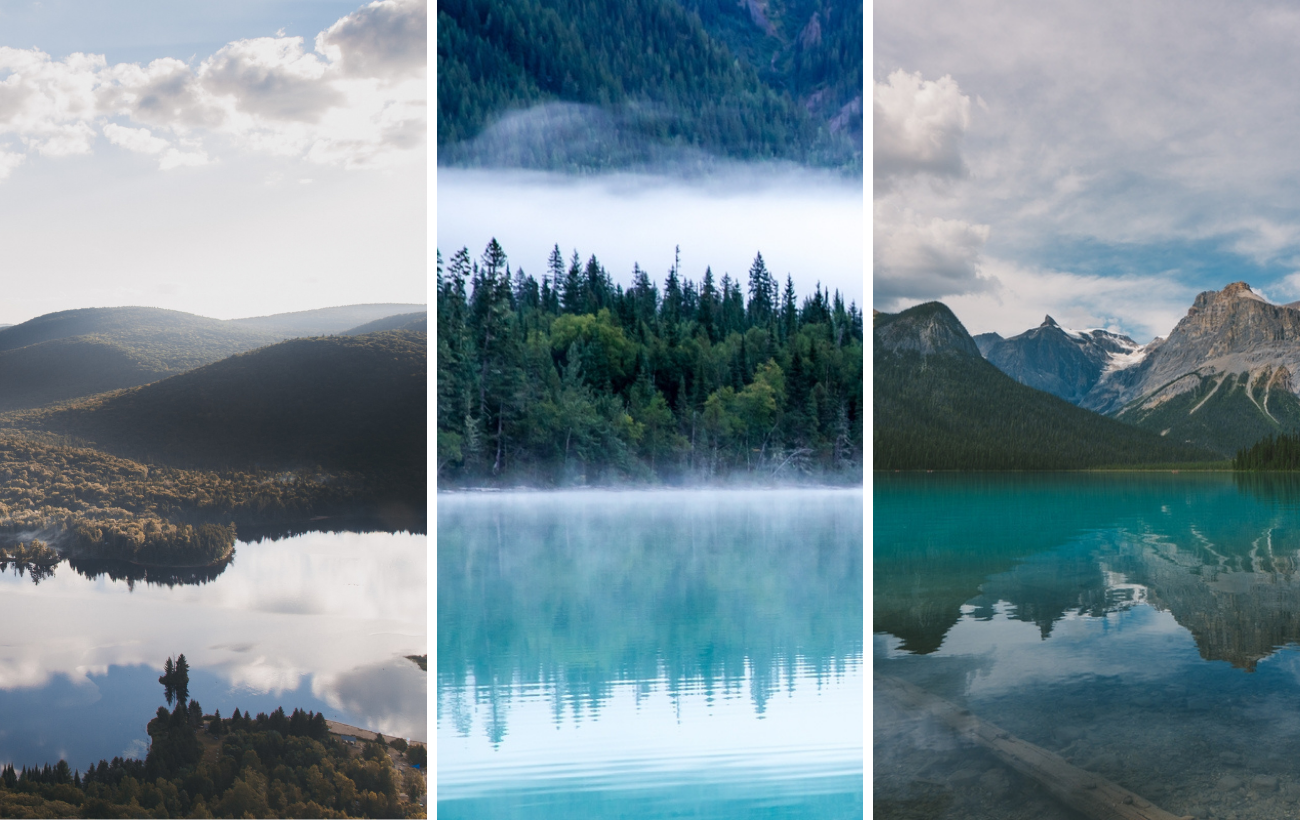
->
436 166 864 305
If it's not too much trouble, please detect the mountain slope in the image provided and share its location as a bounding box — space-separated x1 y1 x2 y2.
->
228 304 426 337
980 315 1145 404
436 0 858 168
27 331 427 503
1114 366 1300 457
344 311 428 335
874 303 1219 469
0 308 281 412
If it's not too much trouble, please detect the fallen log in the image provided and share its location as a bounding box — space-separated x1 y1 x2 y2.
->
875 672 1192 820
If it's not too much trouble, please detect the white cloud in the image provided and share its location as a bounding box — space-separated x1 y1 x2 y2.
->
873 201 992 304
102 122 169 154
316 0 427 80
0 0 426 181
873 69 971 185
929 257 1198 343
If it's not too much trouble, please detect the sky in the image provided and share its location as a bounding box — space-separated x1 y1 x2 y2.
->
874 0 1300 342
436 166 864 308
0 0 425 325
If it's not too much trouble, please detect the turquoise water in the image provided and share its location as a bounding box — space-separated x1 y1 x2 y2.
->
875 472 1300 819
437 489 864 819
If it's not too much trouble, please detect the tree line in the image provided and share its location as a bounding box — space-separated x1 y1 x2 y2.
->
0 656 426 818
437 238 863 485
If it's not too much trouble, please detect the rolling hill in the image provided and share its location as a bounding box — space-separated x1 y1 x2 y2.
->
228 304 426 337
344 311 428 335
0 308 280 412
24 330 427 505
875 302 1219 469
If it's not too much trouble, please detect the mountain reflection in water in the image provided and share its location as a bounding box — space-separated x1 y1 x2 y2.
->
876 472 1300 671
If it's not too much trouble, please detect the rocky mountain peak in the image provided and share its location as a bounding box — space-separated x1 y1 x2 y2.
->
874 302 981 359
1041 315 1060 328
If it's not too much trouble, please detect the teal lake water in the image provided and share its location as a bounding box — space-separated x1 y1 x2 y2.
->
874 472 1300 819
437 489 864 819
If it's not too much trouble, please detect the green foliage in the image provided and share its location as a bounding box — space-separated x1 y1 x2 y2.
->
0 656 426 818
874 321 1220 470
437 239 863 484
1234 433 1300 470
436 0 858 169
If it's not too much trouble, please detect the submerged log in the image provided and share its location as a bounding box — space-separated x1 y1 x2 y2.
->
875 672 1192 820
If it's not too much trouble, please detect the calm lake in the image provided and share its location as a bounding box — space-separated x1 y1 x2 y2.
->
0 528 426 772
875 472 1300 819
437 489 864 820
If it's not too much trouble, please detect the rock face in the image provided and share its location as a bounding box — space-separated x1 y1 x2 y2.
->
873 301 981 359
974 282 1300 454
981 316 1145 404
1084 282 1300 415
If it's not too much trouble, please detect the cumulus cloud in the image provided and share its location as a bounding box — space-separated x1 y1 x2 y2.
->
873 69 971 185
874 202 993 304
935 258 1198 343
0 0 426 179
317 0 427 79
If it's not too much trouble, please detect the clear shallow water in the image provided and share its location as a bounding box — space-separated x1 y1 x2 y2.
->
0 529 426 771
437 489 864 819
874 473 1300 819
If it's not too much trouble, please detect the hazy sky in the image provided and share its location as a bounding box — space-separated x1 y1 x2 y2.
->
436 166 864 308
0 0 425 325
875 0 1300 342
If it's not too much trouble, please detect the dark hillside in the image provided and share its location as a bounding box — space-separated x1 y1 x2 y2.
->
228 303 426 337
345 311 428 335
30 331 427 506
0 337 164 412
875 303 1219 469
0 307 281 412
436 0 858 169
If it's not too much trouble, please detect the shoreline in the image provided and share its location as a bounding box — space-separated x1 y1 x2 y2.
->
325 719 426 747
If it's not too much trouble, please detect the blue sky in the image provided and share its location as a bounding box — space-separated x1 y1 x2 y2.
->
0 0 425 324
874 0 1300 342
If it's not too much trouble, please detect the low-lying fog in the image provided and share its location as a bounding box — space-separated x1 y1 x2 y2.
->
436 165 864 306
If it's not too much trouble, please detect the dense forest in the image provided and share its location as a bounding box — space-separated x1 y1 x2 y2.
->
437 239 863 485
1234 433 1300 470
0 433 382 567
874 303 1220 470
436 0 860 169
0 657 426 818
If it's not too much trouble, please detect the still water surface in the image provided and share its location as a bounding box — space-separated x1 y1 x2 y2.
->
438 489 864 819
875 473 1300 819
0 529 426 771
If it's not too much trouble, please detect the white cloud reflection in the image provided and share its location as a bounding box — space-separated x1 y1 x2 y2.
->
0 530 426 739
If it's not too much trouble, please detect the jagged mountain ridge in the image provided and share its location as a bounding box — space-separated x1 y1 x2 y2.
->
874 302 1215 469
980 315 1146 404
975 282 1300 455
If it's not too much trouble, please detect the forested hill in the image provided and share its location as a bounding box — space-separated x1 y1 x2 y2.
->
22 331 426 506
437 239 863 485
436 0 861 170
0 308 279 412
874 303 1219 469
228 304 426 337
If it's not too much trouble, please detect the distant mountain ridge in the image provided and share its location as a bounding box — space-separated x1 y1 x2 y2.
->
229 304 426 337
973 282 1300 455
0 304 426 413
874 302 1214 469
979 315 1147 405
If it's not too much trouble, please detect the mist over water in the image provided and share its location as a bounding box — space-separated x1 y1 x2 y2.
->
435 165 864 305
